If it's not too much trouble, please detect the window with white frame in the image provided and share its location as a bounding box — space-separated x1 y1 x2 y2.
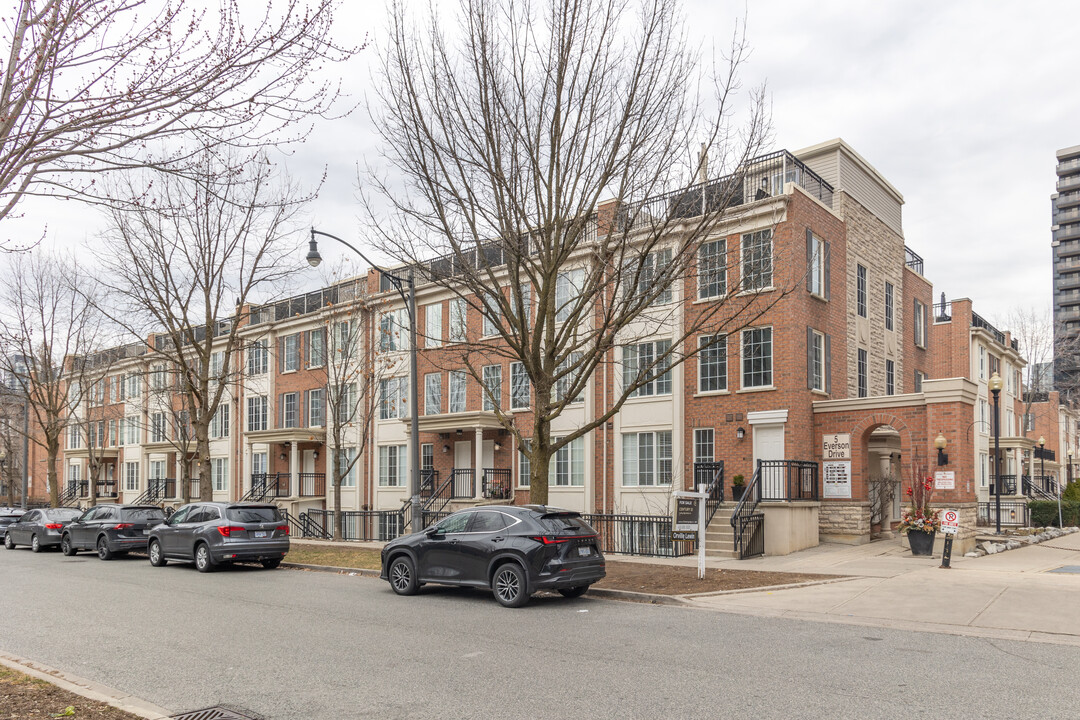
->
109 420 117 446
379 378 407 420
449 298 467 342
425 303 442 347
857 348 868 398
808 233 825 297
336 447 358 487
68 463 80 487
337 382 358 424
67 423 81 449
913 300 927 348
550 437 585 486
622 431 672 486
980 452 988 487
482 365 502 411
554 353 585 403
698 334 727 392
378 445 407 486
698 239 726 299
810 330 825 392
518 438 532 487
979 398 988 432
123 416 139 445
280 334 300 372
856 264 867 318
124 461 139 492
112 375 124 403
126 372 141 398
979 345 986 379
421 444 434 472
306 389 324 428
741 327 773 388
742 230 772 291
281 392 299 428
247 396 268 432
1023 412 1034 432
634 248 673 305
210 404 229 439
481 298 501 337
555 268 586 322
449 371 467 413
212 458 228 492
151 412 167 442
252 452 268 476
914 370 926 393
511 362 530 410
886 359 895 396
150 364 167 391
334 321 354 355
517 284 532 327
624 340 672 397
885 282 894 331
379 310 408 352
693 428 714 463
209 352 225 381
425 373 442 415
148 460 165 481
307 328 326 368
247 340 268 375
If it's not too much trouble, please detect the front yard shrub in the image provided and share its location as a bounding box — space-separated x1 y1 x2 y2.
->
1027 500 1080 527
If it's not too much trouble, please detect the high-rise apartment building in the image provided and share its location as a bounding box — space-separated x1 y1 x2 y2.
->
1053 144 1080 391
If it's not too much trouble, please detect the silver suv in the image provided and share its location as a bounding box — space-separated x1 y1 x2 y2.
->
146 502 289 572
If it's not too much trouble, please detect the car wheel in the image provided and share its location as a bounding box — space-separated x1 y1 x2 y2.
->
388 556 418 596
148 540 167 567
558 585 589 599
30 534 41 553
4 533 13 550
260 558 282 569
492 563 529 608
61 535 77 556
194 543 215 573
97 537 114 561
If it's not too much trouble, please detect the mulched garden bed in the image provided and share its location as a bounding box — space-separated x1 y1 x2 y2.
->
0 666 143 720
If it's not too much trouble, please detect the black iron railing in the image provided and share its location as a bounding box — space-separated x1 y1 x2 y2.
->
299 473 326 497
189 478 202 500
730 464 764 559
95 483 117 498
977 501 1030 527
971 311 1006 347
934 300 952 322
482 469 512 500
132 478 175 506
58 482 80 507
1034 447 1056 461
1022 475 1055 500
905 246 924 275
245 473 291 501
305 509 406 542
451 468 474 499
418 469 439 501
581 513 695 558
990 474 1017 496
759 460 818 501
422 510 451 529
693 461 725 526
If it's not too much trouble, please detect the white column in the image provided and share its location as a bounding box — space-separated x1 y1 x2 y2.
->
475 427 484 499
289 441 299 496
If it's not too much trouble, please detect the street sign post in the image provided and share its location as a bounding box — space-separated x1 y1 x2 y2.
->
672 485 708 580
939 509 959 569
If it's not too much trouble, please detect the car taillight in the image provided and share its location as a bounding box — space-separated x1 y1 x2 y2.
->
44 523 63 530
217 526 245 537
531 534 597 545
114 523 134 530
276 525 289 536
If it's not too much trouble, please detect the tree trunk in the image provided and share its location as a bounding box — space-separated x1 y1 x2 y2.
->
46 438 59 507
197 423 213 501
88 458 98 506
529 415 552 506
332 450 342 541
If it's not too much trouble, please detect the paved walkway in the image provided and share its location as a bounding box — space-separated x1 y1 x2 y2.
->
667 531 1080 645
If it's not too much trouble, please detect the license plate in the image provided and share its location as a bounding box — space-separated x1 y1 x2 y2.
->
254 531 267 538
142 529 150 535
578 546 592 557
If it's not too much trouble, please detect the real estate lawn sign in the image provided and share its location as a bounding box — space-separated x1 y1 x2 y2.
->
672 486 708 579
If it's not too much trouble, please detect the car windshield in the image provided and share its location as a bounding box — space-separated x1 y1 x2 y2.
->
536 513 594 534
47 509 83 520
0 516 19 525
124 508 166 521
226 507 281 523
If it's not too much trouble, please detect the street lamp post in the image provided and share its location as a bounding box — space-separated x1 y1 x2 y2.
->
307 230 423 532
989 372 1003 534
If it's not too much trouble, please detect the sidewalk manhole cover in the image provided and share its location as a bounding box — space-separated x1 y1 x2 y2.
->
1049 565 1080 574
170 707 261 720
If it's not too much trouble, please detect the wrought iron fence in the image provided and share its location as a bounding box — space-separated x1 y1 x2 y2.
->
977 501 1030 528
450 469 474 499
730 465 764 559
759 460 818 501
904 246 924 275
299 473 326 497
482 469 512 500
305 509 406 542
581 513 695 558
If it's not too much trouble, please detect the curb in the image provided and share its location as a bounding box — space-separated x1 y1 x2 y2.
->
282 561 381 578
0 651 173 719
678 575 860 599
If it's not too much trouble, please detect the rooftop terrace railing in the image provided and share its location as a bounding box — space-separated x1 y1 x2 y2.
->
904 246 924 275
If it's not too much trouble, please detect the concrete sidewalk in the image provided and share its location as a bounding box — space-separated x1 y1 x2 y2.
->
676 531 1080 645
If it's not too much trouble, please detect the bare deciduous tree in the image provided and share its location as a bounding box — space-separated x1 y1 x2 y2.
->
364 0 798 504
0 0 362 248
96 150 309 502
0 253 105 506
1005 306 1080 434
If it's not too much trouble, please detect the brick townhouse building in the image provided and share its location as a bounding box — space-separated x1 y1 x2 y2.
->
34 138 1073 556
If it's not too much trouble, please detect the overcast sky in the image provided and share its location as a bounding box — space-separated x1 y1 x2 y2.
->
6 0 1076 330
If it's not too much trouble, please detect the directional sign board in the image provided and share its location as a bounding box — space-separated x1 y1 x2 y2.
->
940 509 959 535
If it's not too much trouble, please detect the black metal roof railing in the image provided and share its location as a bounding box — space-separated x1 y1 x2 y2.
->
904 246 924 275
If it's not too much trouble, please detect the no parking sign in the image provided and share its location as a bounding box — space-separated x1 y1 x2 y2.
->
941 509 959 536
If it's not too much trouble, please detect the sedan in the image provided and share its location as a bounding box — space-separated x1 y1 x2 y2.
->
62 505 167 560
3 508 83 552
380 505 606 608
146 502 289 572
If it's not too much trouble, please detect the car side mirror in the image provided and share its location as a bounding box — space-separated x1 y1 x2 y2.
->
425 526 440 537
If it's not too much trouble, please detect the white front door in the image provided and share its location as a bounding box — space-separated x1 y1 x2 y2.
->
482 440 495 469
753 424 785 499
454 441 472 468
302 450 315 474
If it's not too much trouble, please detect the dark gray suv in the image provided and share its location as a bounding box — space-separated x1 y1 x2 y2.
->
61 505 167 560
147 502 289 572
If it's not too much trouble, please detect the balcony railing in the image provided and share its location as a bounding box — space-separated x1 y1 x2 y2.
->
299 473 326 497
904 246 924 275
95 482 117 498
247 473 290 501
971 311 1006 347
989 474 1017 495
450 469 474 499
1058 175 1080 192
482 469 512 500
759 460 819 501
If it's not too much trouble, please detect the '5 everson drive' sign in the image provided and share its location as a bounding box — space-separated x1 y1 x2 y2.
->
822 433 852 460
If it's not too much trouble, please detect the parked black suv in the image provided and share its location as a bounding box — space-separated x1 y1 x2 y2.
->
380 505 605 608
61 505 167 560
147 502 289 572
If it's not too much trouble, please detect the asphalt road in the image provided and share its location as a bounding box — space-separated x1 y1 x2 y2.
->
3 546 1079 719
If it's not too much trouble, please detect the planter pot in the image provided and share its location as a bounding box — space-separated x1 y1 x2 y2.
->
731 486 746 502
907 529 936 556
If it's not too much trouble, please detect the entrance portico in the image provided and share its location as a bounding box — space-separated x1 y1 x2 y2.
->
410 411 510 501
